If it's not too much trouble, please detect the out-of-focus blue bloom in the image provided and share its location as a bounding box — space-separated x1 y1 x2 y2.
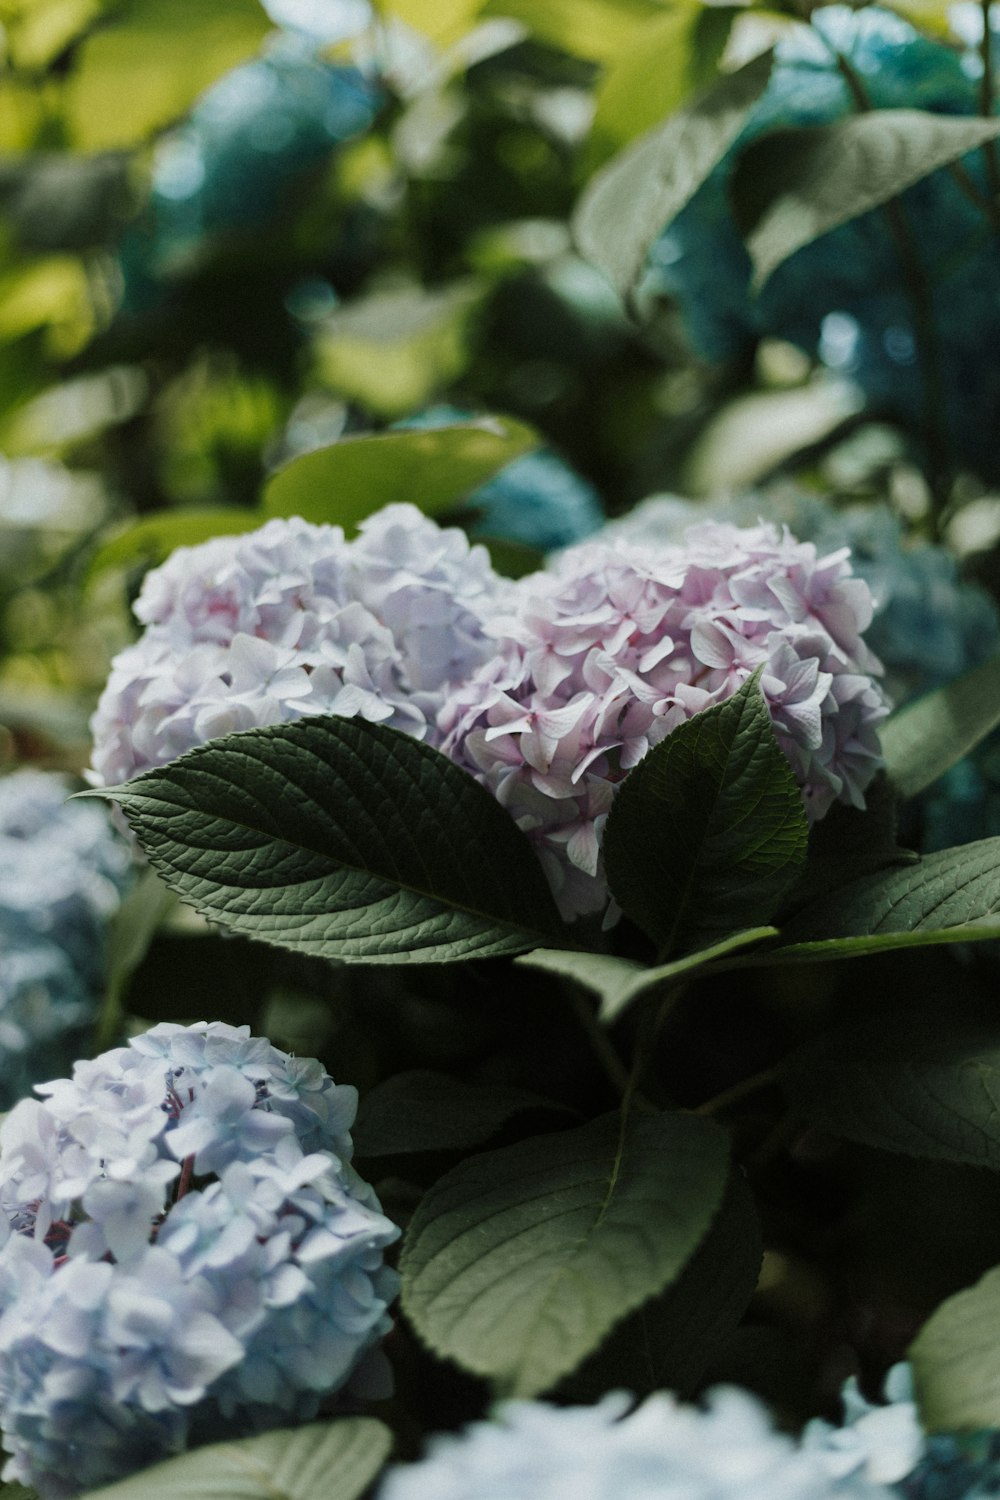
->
376 1389 896 1500
119 36 382 313
645 6 1000 481
395 406 603 550
0 1022 400 1498
0 770 132 1109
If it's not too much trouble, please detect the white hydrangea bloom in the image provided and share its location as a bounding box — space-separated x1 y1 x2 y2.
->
377 1390 897 1500
0 1022 399 1498
89 507 510 787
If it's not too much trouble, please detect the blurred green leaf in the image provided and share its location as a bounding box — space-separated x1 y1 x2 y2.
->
574 49 773 297
313 282 483 419
87 509 260 583
0 0 103 69
63 0 273 151
911 1266 1000 1432
480 0 661 63
0 255 90 341
882 653 1000 802
732 110 1000 291
263 418 538 530
588 4 737 165
354 1070 572 1157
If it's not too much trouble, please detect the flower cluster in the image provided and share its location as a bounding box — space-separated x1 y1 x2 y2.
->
0 1022 400 1498
89 505 510 787
0 770 132 1109
442 520 887 918
376 1389 897 1500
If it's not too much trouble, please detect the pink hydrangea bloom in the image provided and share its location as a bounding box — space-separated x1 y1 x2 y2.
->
89 506 510 787
439 521 889 920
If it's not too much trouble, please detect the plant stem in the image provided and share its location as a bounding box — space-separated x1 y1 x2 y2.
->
696 1065 780 1116
981 0 1000 210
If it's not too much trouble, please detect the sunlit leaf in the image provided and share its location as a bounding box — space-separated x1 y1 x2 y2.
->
911 1266 1000 1432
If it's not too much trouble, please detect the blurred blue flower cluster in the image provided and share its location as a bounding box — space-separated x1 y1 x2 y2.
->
646 6 1000 480
395 406 603 550
0 769 132 1109
0 1021 400 1497
602 490 1000 851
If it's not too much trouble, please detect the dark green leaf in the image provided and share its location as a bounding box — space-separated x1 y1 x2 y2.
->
80 1420 391 1500
573 49 773 297
882 654 1000 802
560 1168 762 1400
82 716 564 965
732 110 1000 291
400 1109 730 1397
771 837 1000 961
517 927 778 1023
262 419 539 532
602 671 808 959
910 1266 1000 1432
97 867 177 1048
782 1013 1000 1169
354 1071 572 1157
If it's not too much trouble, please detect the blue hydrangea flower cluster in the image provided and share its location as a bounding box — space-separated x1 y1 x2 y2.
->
376 1389 898 1500
0 770 132 1110
0 1021 400 1498
395 407 604 550
646 6 1000 481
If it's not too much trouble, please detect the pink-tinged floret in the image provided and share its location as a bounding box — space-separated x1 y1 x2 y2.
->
440 521 889 920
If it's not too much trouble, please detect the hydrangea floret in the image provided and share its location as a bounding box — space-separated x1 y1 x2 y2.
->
88 505 510 787
0 1021 400 1498
0 769 132 1107
441 519 888 919
376 1389 897 1500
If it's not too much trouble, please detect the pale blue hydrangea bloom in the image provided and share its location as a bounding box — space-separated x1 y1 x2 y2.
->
0 770 132 1108
377 1390 897 1500
0 1021 400 1498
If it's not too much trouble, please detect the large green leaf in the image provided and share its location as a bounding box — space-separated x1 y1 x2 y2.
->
782 1013 1000 1170
732 110 1000 291
400 1109 730 1397
910 1267 1000 1432
262 418 538 531
881 654 1000 802
602 672 808 959
517 927 778 1023
587 4 736 165
771 838 1000 961
479 0 662 63
573 49 773 297
64 0 273 151
354 1070 572 1157
81 1420 391 1500
560 1168 762 1400
82 716 564 965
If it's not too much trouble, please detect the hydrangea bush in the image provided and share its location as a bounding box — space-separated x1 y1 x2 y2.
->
0 1022 399 1497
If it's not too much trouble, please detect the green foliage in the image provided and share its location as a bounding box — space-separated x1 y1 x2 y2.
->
573 50 774 297
881 652 1000 800
517 927 778 1023
83 716 565 963
400 1109 730 1396
63 0 273 151
910 1265 1000 1431
731 110 1000 291
262 418 538 531
87 510 261 582
782 1012 1000 1169
773 838 1000 959
353 1069 572 1156
602 672 808 959
79 1421 392 1500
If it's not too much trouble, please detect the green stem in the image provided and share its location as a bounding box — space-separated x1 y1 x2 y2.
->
696 1065 779 1116
981 0 1000 211
564 984 655 1110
